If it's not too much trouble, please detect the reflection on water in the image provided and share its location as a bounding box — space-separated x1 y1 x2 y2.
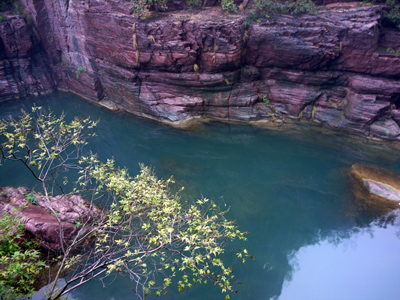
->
1 93 400 300
279 217 400 300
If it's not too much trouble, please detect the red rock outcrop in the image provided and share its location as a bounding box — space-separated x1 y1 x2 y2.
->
0 187 102 252
2 1 400 141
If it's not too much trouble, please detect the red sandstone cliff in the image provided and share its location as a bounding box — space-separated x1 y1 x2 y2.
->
0 13 55 100
1 1 400 141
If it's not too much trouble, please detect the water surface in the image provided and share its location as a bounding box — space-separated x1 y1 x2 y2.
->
1 93 400 300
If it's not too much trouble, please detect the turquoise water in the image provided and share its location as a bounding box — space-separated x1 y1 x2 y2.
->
1 93 400 300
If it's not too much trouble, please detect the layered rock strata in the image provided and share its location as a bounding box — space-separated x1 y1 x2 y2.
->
1 1 400 141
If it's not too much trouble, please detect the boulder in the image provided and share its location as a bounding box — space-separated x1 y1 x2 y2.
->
350 163 400 214
0 187 102 252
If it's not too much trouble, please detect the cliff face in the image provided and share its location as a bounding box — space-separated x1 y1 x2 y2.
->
2 1 400 141
0 14 55 101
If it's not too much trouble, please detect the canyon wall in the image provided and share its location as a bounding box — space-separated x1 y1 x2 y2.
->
0 13 55 101
1 1 400 141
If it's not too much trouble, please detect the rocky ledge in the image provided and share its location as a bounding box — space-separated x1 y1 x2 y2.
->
0 187 102 252
1 1 400 141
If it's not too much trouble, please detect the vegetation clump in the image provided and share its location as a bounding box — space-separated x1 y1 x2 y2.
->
386 47 400 55
129 0 317 15
251 0 317 18
0 210 46 299
76 67 87 79
128 0 399 27
187 0 202 8
382 0 400 29
24 192 38 205
221 0 238 13
363 0 400 29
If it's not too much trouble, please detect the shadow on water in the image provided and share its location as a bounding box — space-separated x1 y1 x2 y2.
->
2 92 400 300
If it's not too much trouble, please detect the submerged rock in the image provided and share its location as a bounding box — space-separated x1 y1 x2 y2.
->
350 163 400 214
0 187 102 252
362 179 400 202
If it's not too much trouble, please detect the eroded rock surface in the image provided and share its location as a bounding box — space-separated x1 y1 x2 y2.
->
1 1 400 141
0 187 102 251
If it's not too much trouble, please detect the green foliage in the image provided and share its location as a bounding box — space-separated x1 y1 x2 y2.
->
363 0 400 29
76 67 87 79
128 0 318 16
287 0 316 15
262 94 283 121
252 0 316 17
24 192 38 205
253 0 288 17
384 0 400 29
0 212 24 257
75 219 82 228
267 112 276 121
221 0 238 13
0 107 249 300
187 0 202 8
0 211 46 299
131 0 149 16
262 94 271 107
130 0 169 16
386 47 400 55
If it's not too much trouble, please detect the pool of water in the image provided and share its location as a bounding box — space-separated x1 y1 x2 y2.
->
1 92 400 300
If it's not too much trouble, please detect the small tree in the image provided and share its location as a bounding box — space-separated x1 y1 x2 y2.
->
0 107 248 300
